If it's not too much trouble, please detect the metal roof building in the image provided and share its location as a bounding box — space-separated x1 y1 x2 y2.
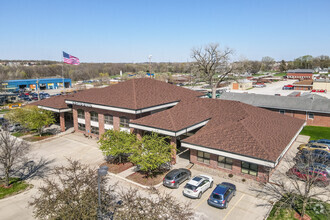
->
3 78 71 91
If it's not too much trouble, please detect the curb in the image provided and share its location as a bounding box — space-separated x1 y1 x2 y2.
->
108 172 150 189
107 171 164 189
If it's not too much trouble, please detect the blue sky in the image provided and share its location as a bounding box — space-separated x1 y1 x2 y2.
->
0 0 329 62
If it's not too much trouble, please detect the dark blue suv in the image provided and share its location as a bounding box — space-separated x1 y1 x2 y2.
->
207 182 236 209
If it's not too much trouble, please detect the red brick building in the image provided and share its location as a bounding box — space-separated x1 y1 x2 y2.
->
33 78 305 182
287 69 314 81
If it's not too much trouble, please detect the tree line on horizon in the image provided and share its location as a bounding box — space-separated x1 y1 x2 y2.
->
0 54 329 81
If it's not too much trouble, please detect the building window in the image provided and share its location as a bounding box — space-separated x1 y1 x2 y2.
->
78 123 85 131
279 110 285 114
218 156 233 170
120 117 129 128
241 162 258 176
104 115 113 125
197 151 210 164
308 113 314 119
90 111 98 122
91 126 99 135
77 109 85 119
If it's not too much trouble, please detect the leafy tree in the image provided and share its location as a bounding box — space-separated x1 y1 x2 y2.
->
191 43 234 99
279 60 287 72
0 131 30 186
29 159 117 220
130 132 174 176
5 106 55 136
98 129 137 163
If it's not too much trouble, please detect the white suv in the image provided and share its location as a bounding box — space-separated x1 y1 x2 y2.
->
183 175 213 199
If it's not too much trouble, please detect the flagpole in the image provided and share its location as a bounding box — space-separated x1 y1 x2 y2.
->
62 51 65 94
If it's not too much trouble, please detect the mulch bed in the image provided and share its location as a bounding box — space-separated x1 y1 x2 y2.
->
101 162 134 174
126 171 167 186
23 135 54 142
294 212 311 220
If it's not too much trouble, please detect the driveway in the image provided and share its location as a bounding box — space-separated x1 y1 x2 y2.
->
0 133 104 220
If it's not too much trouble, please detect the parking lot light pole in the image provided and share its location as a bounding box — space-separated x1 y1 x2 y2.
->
97 166 108 220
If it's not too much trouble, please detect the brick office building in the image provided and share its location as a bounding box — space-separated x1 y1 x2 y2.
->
33 78 305 182
220 92 330 127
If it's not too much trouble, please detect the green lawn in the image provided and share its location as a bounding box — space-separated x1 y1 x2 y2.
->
274 72 287 77
268 196 330 220
0 178 31 199
0 109 10 113
300 126 330 140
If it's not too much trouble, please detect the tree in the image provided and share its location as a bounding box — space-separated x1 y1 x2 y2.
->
279 60 287 72
255 150 330 219
0 131 30 186
191 43 234 99
129 132 175 176
5 106 55 136
99 129 137 163
114 188 194 220
29 159 117 219
261 56 275 71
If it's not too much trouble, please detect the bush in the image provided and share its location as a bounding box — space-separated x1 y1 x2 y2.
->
228 174 233 178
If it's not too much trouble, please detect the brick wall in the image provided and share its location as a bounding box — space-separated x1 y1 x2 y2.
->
268 108 330 127
190 149 270 182
72 105 143 137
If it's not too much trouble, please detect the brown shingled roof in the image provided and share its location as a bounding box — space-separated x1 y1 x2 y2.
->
131 98 305 162
30 94 73 109
65 78 204 110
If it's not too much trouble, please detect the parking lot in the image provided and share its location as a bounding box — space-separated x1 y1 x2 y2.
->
230 79 330 98
159 168 271 220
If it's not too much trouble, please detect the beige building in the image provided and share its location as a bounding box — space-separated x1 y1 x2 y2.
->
232 79 253 90
313 79 330 91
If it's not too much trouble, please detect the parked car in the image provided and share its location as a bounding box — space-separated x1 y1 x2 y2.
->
207 182 236 209
295 149 330 166
8 123 22 132
297 143 330 152
309 139 330 147
163 168 191 188
183 174 213 199
286 166 329 187
23 97 32 102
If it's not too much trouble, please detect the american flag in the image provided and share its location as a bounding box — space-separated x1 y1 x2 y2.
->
63 51 80 65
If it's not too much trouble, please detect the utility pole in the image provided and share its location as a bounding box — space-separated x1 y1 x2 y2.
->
148 55 152 78
36 78 40 100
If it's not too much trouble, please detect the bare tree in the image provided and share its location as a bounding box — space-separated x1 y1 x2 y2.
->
0 131 30 186
255 149 330 219
115 187 194 220
29 159 118 220
30 159 194 220
261 56 275 71
191 43 234 98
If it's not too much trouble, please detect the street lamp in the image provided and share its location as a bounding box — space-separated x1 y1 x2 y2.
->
98 166 108 220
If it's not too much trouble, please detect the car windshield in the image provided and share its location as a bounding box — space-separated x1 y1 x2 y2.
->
185 184 197 190
211 193 223 200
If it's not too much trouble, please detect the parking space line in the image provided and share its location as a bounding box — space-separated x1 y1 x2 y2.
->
223 194 245 220
193 194 210 209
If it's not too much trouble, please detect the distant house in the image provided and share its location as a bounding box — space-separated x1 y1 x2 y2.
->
231 79 253 90
319 69 329 74
287 69 314 81
220 92 330 127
